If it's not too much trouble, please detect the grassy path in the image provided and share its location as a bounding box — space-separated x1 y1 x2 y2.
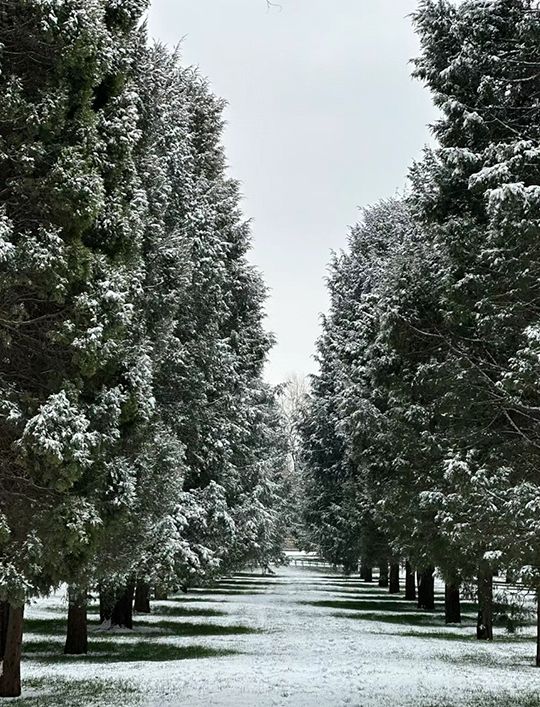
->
13 567 540 706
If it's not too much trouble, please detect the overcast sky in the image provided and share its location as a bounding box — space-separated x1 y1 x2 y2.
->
147 0 438 384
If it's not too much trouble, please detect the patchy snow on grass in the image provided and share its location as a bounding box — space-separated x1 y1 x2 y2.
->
20 566 540 706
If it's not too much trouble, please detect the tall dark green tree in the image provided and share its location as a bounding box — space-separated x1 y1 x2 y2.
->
410 0 540 645
0 0 150 694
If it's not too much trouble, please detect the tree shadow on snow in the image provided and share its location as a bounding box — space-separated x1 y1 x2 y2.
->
333 611 476 628
315 586 411 598
24 617 69 636
24 638 237 665
395 628 536 644
302 598 449 617
185 588 267 596
153 604 226 618
115 619 259 637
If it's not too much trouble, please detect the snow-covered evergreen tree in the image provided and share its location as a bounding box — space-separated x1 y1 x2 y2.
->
300 202 413 574
276 375 310 547
301 4 540 659
85 41 287 624
0 0 150 693
410 0 540 645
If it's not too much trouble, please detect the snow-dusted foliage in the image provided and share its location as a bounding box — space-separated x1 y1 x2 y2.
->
300 0 540 659
300 200 415 573
0 5 288 681
0 0 149 611
408 0 540 585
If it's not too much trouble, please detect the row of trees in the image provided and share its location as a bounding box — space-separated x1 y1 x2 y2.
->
300 0 540 665
0 0 289 697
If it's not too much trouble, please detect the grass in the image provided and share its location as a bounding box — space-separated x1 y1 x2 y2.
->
304 598 428 612
484 698 540 707
445 694 540 707
317 585 396 596
11 677 141 707
397 628 536 643
187 588 266 596
108 619 260 637
24 612 253 665
215 580 271 584
24 618 69 636
218 587 268 594
416 694 540 707
24 638 236 664
152 604 226 617
436 650 534 669
330 610 460 627
302 597 464 620
166 596 228 603
23 613 239 639
23 599 248 671
234 572 276 578
303 593 536 639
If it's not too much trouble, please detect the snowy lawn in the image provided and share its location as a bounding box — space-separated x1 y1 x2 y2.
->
12 566 540 706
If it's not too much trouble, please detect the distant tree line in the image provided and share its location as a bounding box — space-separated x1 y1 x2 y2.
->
0 0 290 697
299 0 540 667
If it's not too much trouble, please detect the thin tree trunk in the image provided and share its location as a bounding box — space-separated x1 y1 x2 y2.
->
64 586 87 655
343 560 356 577
0 601 9 659
389 562 400 594
405 561 416 601
99 585 115 625
476 566 493 640
417 567 435 610
134 582 151 614
110 583 135 629
536 587 540 668
360 563 373 583
0 604 24 698
378 562 389 588
444 582 461 624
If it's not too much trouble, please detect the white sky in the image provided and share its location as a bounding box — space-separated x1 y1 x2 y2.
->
147 0 438 384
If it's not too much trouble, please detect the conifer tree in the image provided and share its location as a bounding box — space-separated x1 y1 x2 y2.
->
0 0 150 691
411 0 540 646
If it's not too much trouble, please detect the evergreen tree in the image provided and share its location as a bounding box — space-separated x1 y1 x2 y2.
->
300 203 411 573
0 0 149 693
301 4 540 656
277 375 310 547
411 0 540 646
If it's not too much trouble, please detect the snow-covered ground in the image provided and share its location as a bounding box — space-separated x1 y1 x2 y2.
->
21 566 540 706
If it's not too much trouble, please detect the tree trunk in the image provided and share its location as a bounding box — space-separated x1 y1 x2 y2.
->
64 587 88 655
99 585 115 624
343 560 356 577
417 567 435 610
110 583 135 629
360 563 373 582
405 561 416 601
378 562 389 588
0 604 24 698
389 562 400 594
444 582 461 624
536 587 540 668
134 582 151 614
476 566 493 640
0 601 9 659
